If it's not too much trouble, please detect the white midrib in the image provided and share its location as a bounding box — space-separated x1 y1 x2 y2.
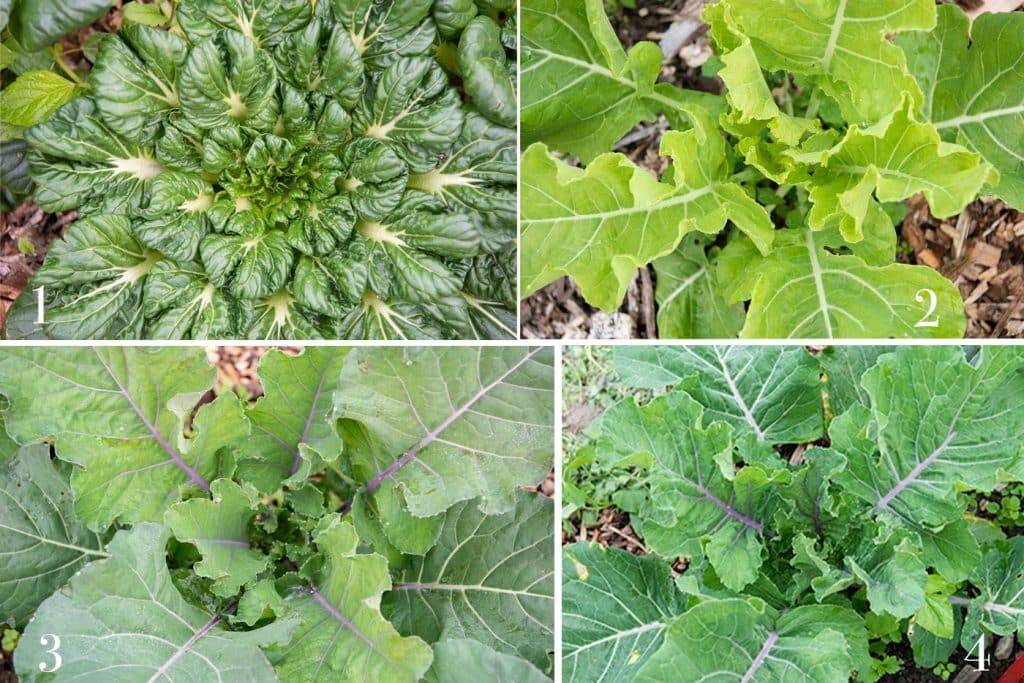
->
566 621 665 655
659 267 706 310
523 186 714 226
804 230 834 338
712 347 765 442
820 0 848 74
391 582 554 600
0 521 109 558
933 104 1024 130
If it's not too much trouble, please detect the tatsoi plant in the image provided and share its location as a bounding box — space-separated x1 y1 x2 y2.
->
521 0 1024 338
562 346 1024 682
6 0 517 339
0 346 555 681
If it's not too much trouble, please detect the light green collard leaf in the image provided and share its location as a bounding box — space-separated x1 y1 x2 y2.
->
386 492 555 671
0 70 80 128
596 391 778 590
520 110 773 311
267 516 433 683
90 24 187 141
706 0 935 124
901 5 1024 208
334 346 554 520
15 523 293 682
845 533 928 619
0 446 107 627
613 345 824 446
915 574 956 639
652 240 744 339
521 0 721 162
808 103 996 240
834 346 1024 529
961 537 1024 646
818 346 891 417
721 228 966 339
635 600 868 683
562 543 684 683
457 17 515 127
424 639 549 683
164 478 267 598
0 347 244 530
26 97 163 213
239 347 347 491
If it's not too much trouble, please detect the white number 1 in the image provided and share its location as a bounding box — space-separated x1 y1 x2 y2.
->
914 288 939 328
39 634 62 672
33 286 45 325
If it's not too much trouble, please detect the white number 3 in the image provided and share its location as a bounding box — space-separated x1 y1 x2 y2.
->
39 634 62 673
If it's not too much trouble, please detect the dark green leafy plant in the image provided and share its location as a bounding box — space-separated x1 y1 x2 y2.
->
6 0 517 339
0 346 555 681
521 0 1024 339
562 345 1024 681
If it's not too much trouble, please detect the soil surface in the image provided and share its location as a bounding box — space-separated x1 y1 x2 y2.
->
521 0 1024 339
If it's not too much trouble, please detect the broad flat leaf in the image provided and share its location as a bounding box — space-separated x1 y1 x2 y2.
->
142 260 238 339
521 0 721 162
0 347 248 530
8 0 114 50
635 599 869 683
164 478 267 598
961 538 1024 646
0 446 107 627
614 345 824 446
267 516 433 683
818 346 891 416
334 346 554 523
833 346 1024 528
562 542 684 683
176 0 311 47
900 5 1024 208
424 639 549 683
652 240 743 339
457 17 515 127
0 70 80 127
385 492 555 670
720 228 966 338
238 347 348 491
596 391 781 591
521 109 773 311
15 523 294 682
845 533 927 619
705 0 935 124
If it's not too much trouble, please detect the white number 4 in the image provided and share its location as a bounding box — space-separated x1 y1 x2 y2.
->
966 634 990 672
38 633 62 673
915 288 939 328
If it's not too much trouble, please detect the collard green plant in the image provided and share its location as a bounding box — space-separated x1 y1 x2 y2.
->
563 345 1024 681
0 345 555 681
521 0 1024 339
6 0 517 339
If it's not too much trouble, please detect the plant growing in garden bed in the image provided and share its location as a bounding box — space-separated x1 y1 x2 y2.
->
0 345 555 681
562 345 1024 681
4 0 517 339
521 0 1024 338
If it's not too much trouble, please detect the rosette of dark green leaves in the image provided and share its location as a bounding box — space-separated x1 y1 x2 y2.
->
8 0 517 339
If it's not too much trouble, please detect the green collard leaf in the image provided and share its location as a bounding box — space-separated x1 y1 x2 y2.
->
266 516 434 683
808 103 996 239
833 346 1024 529
164 478 268 598
635 600 868 683
386 492 555 671
653 240 744 339
0 347 239 530
334 346 554 522
0 446 107 627
961 538 1024 646
613 345 824 446
8 0 114 50
818 346 891 417
457 17 515 127
901 5 1024 208
705 0 935 124
0 70 80 128
562 543 684 683
240 347 347 491
721 228 966 339
521 109 773 311
521 0 722 162
424 639 549 683
15 523 294 682
846 533 928 619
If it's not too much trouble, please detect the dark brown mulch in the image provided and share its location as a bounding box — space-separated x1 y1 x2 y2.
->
521 0 1024 339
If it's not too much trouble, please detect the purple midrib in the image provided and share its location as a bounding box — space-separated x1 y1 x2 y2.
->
94 349 210 492
309 588 390 663
342 349 541 510
147 613 221 682
741 631 778 683
204 538 250 548
875 430 956 511
696 484 764 533
290 367 330 476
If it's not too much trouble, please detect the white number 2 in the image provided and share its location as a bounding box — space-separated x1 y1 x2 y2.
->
966 634 989 672
38 634 62 673
914 288 939 328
